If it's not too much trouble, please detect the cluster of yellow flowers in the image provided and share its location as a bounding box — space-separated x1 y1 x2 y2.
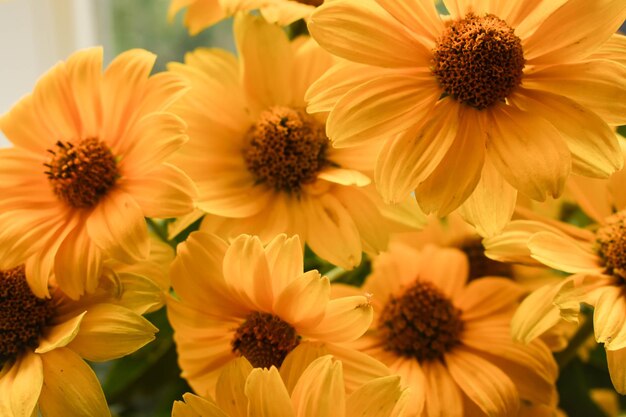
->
0 0 625 416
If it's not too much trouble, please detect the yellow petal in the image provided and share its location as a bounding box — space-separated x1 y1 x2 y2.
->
0 352 43 417
528 231 603 274
421 360 463 417
510 284 564 344
291 356 345 417
65 47 103 139
273 271 329 329
172 393 229 417
39 348 111 417
306 295 373 343
607 348 626 394
290 37 334 109
245 367 295 417
418 246 468 300
486 104 570 202
347 375 407 417
234 13 292 112
457 278 525 320
445 347 519 417
215 358 253 417
264 234 304 299
67 304 157 362
86 190 150 263
594 286 626 350
36 312 86 354
309 1 431 68
375 0 443 44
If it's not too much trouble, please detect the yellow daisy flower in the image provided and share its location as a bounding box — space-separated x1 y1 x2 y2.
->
0 263 159 416
168 0 325 34
172 355 410 417
335 243 558 416
484 140 626 393
168 14 424 269
167 232 375 396
0 47 196 299
307 0 626 236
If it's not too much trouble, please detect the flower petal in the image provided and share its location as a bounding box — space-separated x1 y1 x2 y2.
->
86 190 150 263
607 348 626 394
309 1 431 68
421 360 463 417
273 271 330 329
374 0 444 44
528 231 603 274
594 286 626 350
347 375 407 417
418 246 468 300
457 278 525 320
215 358 253 417
291 356 345 417
523 60 626 125
65 47 103 139
523 0 626 64
67 304 157 362
36 312 86 354
445 347 519 417
245 367 295 417
305 296 373 343
0 352 43 417
39 348 111 417
510 88 622 178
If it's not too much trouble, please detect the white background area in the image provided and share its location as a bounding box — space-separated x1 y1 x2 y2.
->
0 0 97 147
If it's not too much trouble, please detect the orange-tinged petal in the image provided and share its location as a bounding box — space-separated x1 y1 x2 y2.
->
445 347 519 417
246 367 295 417
375 98 459 204
346 375 407 417
172 393 229 417
567 175 615 223
303 194 362 269
67 303 157 362
590 33 626 66
323 343 392 394
510 284 564 344
415 107 485 215
291 356 345 417
86 190 150 263
389 359 426 417
422 360 463 417
0 94 54 152
65 47 103 139
594 286 626 350
39 348 111 417
523 60 626 126
35 312 86 354
0 352 43 417
317 167 371 187
264 234 304 299
375 0 444 45
326 72 439 148
215 358 252 417
418 246 468 300
523 0 626 64
273 271 329 329
527 231 603 274
122 163 196 218
260 1 315 26
607 348 626 394
458 158 517 237
510 88 622 178
234 13 292 113
309 0 432 68
280 342 331 394
457 278 525 320
290 37 335 109
305 296 373 343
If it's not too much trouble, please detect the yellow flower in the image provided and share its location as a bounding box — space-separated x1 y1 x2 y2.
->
0 263 159 416
307 0 626 236
167 14 424 269
335 243 558 416
0 47 196 299
168 0 325 34
172 356 410 417
167 232 375 396
484 139 626 393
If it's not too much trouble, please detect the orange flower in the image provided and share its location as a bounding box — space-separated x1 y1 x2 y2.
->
0 47 196 299
335 243 558 416
307 0 626 236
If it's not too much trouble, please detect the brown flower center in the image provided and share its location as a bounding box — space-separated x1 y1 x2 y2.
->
378 281 464 362
0 266 54 365
596 211 626 279
44 138 119 208
432 13 525 110
293 0 323 6
243 106 329 193
231 312 300 368
458 238 513 281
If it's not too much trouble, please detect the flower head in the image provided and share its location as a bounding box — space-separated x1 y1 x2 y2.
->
307 0 626 236
0 259 161 416
167 232 375 396
0 47 196 299
167 14 424 269
336 243 558 416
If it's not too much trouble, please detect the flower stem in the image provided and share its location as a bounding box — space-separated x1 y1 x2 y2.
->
554 317 595 369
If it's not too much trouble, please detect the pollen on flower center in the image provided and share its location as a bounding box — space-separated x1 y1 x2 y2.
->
457 238 513 281
243 106 329 193
0 266 54 365
596 211 626 279
44 138 119 209
432 13 525 110
378 281 464 362
231 312 300 368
